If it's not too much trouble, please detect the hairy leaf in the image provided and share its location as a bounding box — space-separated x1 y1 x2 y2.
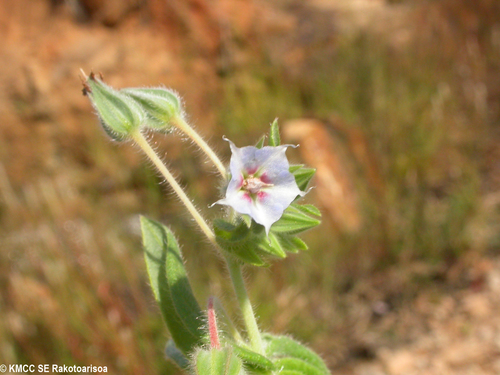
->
268 118 281 147
263 334 330 375
232 344 275 371
141 216 204 355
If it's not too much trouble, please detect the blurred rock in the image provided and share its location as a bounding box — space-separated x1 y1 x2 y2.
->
443 340 486 367
379 348 415 375
284 118 361 232
462 293 492 318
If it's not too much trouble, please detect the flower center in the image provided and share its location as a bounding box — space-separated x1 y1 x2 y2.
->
241 175 273 195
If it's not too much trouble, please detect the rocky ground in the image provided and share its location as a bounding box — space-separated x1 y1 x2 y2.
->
335 254 500 374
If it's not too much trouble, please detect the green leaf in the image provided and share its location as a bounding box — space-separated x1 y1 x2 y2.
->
274 358 326 375
268 118 281 147
263 334 330 375
271 204 321 235
214 219 267 266
165 340 190 370
290 166 316 192
232 344 275 371
140 216 204 355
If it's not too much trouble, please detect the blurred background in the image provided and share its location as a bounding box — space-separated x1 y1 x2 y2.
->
1 0 500 374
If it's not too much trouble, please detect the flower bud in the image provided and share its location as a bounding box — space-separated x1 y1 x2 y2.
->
195 347 246 375
83 72 145 141
121 87 183 133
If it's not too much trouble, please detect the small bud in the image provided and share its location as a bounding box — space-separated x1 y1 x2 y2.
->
193 297 246 374
121 87 183 133
207 297 221 350
195 347 246 375
83 72 145 141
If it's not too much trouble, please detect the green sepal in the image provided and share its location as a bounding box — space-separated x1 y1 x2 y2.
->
214 219 250 242
122 87 182 132
140 216 204 355
270 204 321 235
263 334 331 375
98 119 127 142
213 213 317 266
276 235 308 253
240 214 252 228
257 232 287 258
294 204 321 217
232 344 275 371
85 73 145 140
195 347 245 375
165 340 190 370
252 221 309 254
290 165 316 192
255 135 266 149
268 118 281 147
213 219 267 266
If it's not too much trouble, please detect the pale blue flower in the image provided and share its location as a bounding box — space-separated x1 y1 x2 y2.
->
215 139 305 234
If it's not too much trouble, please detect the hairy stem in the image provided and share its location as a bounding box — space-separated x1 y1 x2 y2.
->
132 129 263 353
226 258 264 354
172 116 226 176
132 130 215 243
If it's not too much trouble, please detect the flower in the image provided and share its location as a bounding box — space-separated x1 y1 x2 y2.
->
215 139 305 234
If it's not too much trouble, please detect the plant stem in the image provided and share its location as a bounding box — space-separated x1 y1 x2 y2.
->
226 257 264 354
172 116 226 176
131 130 215 243
132 129 263 353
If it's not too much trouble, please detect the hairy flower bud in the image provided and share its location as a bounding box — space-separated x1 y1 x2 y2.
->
83 72 145 140
195 347 246 375
121 87 183 133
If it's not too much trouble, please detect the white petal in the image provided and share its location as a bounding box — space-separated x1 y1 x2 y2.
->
254 181 304 234
225 139 296 178
215 190 253 217
217 138 306 234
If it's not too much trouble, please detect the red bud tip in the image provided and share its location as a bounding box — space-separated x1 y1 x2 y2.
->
207 297 220 349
